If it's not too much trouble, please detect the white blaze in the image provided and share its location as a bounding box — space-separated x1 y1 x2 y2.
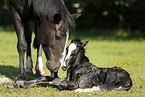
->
65 43 77 61
59 31 69 68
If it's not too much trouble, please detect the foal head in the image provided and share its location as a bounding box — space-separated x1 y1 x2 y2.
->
37 14 81 76
62 37 89 70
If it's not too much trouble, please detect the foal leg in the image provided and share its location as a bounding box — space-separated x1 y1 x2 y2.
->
99 72 118 91
49 79 78 90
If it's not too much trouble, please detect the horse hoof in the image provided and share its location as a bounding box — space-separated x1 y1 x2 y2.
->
17 75 26 81
35 72 44 78
26 70 34 76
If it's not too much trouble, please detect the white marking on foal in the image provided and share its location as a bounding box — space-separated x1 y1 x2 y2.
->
63 42 77 67
59 31 69 68
75 86 101 93
37 56 44 75
26 56 32 72
118 86 123 90
65 43 77 59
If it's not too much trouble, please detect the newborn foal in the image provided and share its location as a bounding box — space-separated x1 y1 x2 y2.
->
49 37 133 92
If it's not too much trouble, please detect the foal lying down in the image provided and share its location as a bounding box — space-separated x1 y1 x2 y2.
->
9 37 132 92
48 37 132 92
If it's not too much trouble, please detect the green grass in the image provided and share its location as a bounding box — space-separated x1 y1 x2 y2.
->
0 28 145 96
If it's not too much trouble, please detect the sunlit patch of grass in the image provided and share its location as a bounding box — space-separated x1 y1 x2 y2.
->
0 28 145 96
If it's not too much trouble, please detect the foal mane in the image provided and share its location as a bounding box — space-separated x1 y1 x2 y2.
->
74 47 89 65
28 0 75 32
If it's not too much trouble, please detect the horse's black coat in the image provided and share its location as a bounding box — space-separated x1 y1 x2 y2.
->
49 37 133 91
28 0 75 32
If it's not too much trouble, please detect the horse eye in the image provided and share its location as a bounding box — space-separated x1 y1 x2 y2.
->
53 14 61 24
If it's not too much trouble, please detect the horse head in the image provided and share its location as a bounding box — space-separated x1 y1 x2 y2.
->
37 14 81 77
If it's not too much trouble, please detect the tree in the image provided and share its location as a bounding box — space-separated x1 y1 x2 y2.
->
0 0 12 26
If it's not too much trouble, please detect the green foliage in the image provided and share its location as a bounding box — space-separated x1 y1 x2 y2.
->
0 1 12 26
65 0 145 31
1 0 145 31
0 28 145 96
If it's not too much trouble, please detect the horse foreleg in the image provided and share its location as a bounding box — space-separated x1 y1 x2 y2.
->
11 9 27 80
51 72 58 78
35 44 45 78
33 23 45 78
25 22 33 75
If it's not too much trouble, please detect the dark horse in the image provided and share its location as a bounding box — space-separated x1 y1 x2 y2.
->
4 0 79 81
46 37 132 92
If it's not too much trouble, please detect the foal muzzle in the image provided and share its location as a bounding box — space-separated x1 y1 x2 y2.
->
61 60 69 71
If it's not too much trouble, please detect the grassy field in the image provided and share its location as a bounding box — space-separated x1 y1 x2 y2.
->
0 27 145 96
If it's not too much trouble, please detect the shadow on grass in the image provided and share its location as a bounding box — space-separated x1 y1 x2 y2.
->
0 65 18 80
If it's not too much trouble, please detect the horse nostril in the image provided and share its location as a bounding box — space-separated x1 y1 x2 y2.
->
46 61 50 66
46 61 51 69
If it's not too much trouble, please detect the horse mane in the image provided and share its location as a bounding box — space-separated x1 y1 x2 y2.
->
28 0 75 32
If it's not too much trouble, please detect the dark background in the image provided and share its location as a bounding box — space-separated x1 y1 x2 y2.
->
0 0 145 31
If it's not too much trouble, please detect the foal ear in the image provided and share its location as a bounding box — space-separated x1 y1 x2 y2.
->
81 41 89 47
72 13 81 19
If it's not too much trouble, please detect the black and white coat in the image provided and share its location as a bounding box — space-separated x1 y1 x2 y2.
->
49 37 133 92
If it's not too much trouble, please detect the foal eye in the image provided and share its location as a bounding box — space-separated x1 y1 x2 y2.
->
66 48 68 54
71 50 76 54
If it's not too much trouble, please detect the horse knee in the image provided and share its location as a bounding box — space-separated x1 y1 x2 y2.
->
17 41 27 53
33 37 39 48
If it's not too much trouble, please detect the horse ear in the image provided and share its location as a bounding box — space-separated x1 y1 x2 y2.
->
72 13 81 19
82 41 89 47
